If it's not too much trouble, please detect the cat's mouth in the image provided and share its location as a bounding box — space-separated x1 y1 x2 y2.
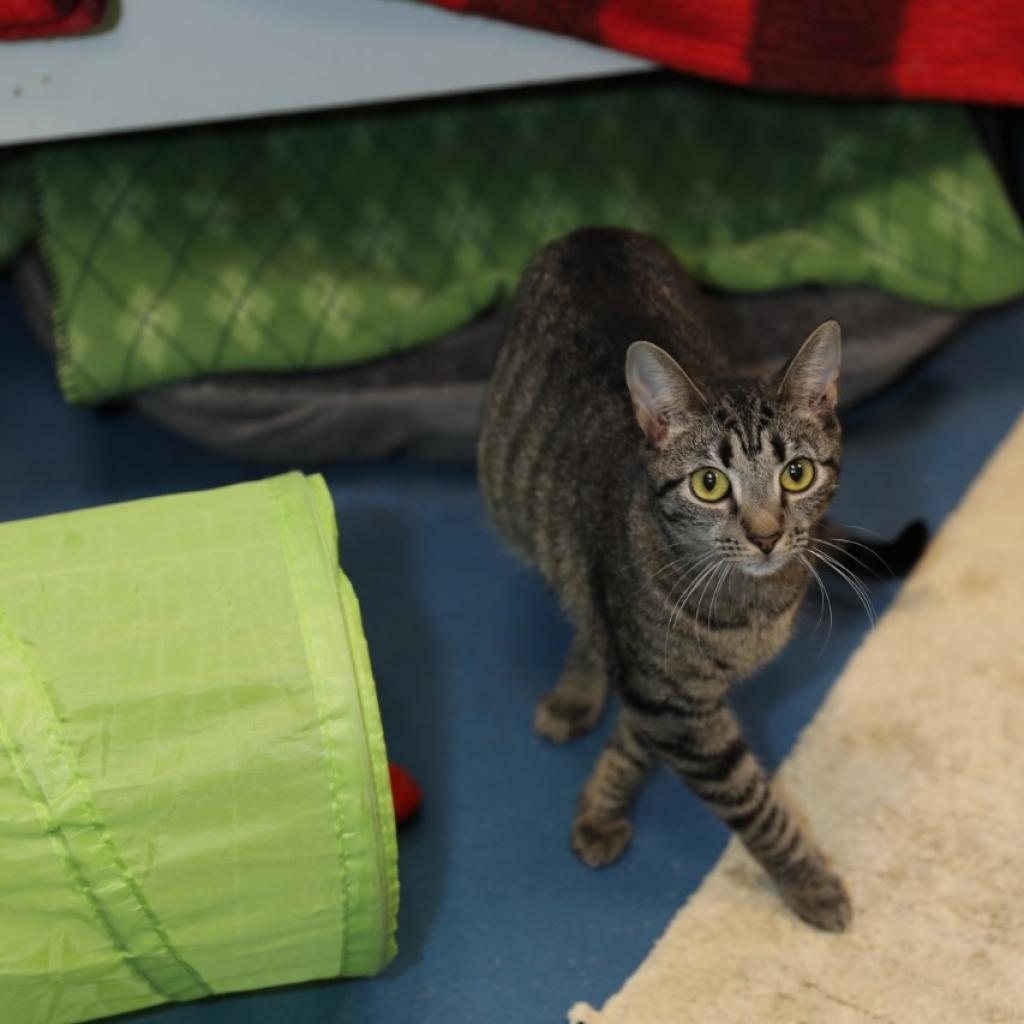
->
739 551 792 577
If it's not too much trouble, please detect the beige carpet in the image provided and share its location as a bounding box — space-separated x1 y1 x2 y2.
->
570 414 1024 1024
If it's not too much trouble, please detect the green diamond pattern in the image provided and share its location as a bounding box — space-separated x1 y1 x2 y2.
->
20 78 1024 405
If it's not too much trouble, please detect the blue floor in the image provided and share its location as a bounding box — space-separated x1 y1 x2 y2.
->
2 278 1023 1023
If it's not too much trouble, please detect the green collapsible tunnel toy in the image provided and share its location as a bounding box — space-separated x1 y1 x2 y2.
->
0 473 399 1023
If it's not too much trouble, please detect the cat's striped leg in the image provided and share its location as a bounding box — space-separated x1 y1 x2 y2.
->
570 713 652 866
535 627 611 743
644 701 852 931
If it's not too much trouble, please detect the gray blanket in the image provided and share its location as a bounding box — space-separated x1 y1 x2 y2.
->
15 248 964 463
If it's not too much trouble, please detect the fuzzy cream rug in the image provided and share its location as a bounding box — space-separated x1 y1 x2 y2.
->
570 414 1024 1024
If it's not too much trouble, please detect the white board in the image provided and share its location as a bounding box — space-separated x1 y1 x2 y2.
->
0 0 651 146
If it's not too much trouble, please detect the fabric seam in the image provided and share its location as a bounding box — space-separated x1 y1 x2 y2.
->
267 473 354 973
0 608 212 1002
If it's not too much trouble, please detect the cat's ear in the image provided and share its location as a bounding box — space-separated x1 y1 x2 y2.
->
625 341 705 447
779 320 841 414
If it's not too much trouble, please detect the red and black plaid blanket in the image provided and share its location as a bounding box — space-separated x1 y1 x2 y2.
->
0 0 106 40
425 0 1024 105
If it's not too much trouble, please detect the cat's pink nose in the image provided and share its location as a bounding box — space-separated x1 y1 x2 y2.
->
747 531 781 554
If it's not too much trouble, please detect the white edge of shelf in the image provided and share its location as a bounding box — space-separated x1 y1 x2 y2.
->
0 0 654 146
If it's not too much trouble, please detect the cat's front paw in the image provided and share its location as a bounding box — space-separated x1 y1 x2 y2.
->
779 868 852 932
535 690 603 743
571 815 632 868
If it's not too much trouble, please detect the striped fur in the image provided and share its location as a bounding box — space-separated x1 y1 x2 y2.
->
479 228 854 930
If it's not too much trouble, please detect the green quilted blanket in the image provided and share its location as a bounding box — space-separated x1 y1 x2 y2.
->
4 78 1024 405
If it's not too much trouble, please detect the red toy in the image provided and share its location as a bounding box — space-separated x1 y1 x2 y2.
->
389 762 422 825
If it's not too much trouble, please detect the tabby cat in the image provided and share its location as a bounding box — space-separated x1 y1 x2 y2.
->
478 227 923 931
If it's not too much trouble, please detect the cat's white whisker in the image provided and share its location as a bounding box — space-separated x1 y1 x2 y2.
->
707 562 732 634
653 550 714 581
657 551 718 607
797 550 833 654
667 560 719 631
663 560 719 665
690 561 723 657
809 547 877 627
832 521 886 541
815 536 891 576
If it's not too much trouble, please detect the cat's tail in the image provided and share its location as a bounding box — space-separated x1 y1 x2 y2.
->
814 519 929 580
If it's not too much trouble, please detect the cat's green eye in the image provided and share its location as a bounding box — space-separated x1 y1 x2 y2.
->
690 468 731 502
781 458 815 493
